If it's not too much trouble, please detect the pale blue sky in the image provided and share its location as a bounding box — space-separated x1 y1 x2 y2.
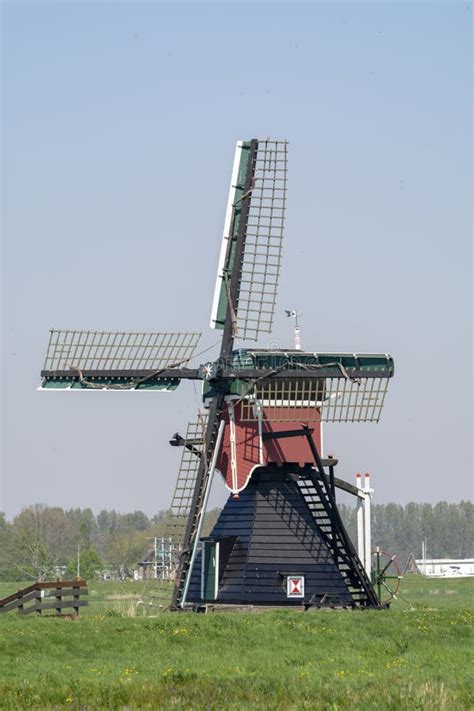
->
1 1 472 519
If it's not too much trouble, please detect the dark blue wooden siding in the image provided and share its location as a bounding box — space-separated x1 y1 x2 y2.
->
187 468 354 606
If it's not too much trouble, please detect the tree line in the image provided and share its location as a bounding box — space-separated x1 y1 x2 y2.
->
0 501 472 582
337 501 473 560
0 505 220 582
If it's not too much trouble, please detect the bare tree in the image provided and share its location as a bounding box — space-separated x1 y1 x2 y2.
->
10 505 75 580
105 530 147 578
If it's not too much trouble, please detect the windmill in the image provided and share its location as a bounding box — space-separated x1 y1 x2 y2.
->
40 139 394 610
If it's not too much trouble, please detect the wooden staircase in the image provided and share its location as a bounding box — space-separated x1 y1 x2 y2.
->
297 472 378 607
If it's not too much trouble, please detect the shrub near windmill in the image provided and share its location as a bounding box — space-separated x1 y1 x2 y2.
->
40 139 394 610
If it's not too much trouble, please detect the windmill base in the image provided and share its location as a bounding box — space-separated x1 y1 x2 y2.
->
188 602 362 613
186 465 381 609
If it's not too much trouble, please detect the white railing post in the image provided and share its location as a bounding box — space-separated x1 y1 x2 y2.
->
356 473 364 563
363 473 372 575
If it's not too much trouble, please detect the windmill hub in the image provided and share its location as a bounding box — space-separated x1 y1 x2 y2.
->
198 362 220 381
40 138 394 611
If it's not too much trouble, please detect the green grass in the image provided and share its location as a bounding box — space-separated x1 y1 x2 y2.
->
0 576 472 710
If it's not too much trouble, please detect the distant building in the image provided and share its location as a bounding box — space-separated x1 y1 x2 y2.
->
396 552 420 575
137 538 177 580
415 559 474 578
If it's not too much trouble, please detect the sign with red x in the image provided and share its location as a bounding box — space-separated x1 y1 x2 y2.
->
286 575 305 598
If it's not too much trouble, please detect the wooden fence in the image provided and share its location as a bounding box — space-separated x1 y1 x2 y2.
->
0 580 88 616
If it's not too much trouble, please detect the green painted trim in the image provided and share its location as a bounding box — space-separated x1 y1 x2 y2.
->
202 540 218 601
214 142 252 330
249 351 395 376
41 378 180 391
203 350 394 400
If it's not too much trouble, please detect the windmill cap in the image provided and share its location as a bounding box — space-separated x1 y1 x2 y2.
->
355 473 361 478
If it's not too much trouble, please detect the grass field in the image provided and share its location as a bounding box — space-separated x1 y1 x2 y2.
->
0 576 472 710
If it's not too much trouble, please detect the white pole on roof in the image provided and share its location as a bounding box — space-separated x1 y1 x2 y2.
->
294 311 301 351
285 309 301 350
294 325 301 351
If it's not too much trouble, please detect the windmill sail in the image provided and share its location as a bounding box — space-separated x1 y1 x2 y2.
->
210 139 288 341
40 329 201 390
238 352 393 424
167 416 208 557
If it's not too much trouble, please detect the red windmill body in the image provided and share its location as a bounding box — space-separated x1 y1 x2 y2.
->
217 401 322 494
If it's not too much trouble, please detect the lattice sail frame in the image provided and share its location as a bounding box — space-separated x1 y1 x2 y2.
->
167 416 208 556
200 350 394 424
43 329 201 372
238 140 287 340
210 139 288 341
240 376 390 423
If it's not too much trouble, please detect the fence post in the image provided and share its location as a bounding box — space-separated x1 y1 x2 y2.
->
73 584 80 617
55 586 62 616
17 588 24 615
35 586 43 615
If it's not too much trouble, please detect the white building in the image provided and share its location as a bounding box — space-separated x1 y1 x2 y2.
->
415 558 474 578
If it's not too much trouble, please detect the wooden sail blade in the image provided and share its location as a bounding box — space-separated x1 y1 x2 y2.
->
240 375 391 424
220 350 394 424
40 329 201 390
210 139 288 341
238 139 287 340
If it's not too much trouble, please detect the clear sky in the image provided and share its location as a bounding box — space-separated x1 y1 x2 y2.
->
1 1 472 519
